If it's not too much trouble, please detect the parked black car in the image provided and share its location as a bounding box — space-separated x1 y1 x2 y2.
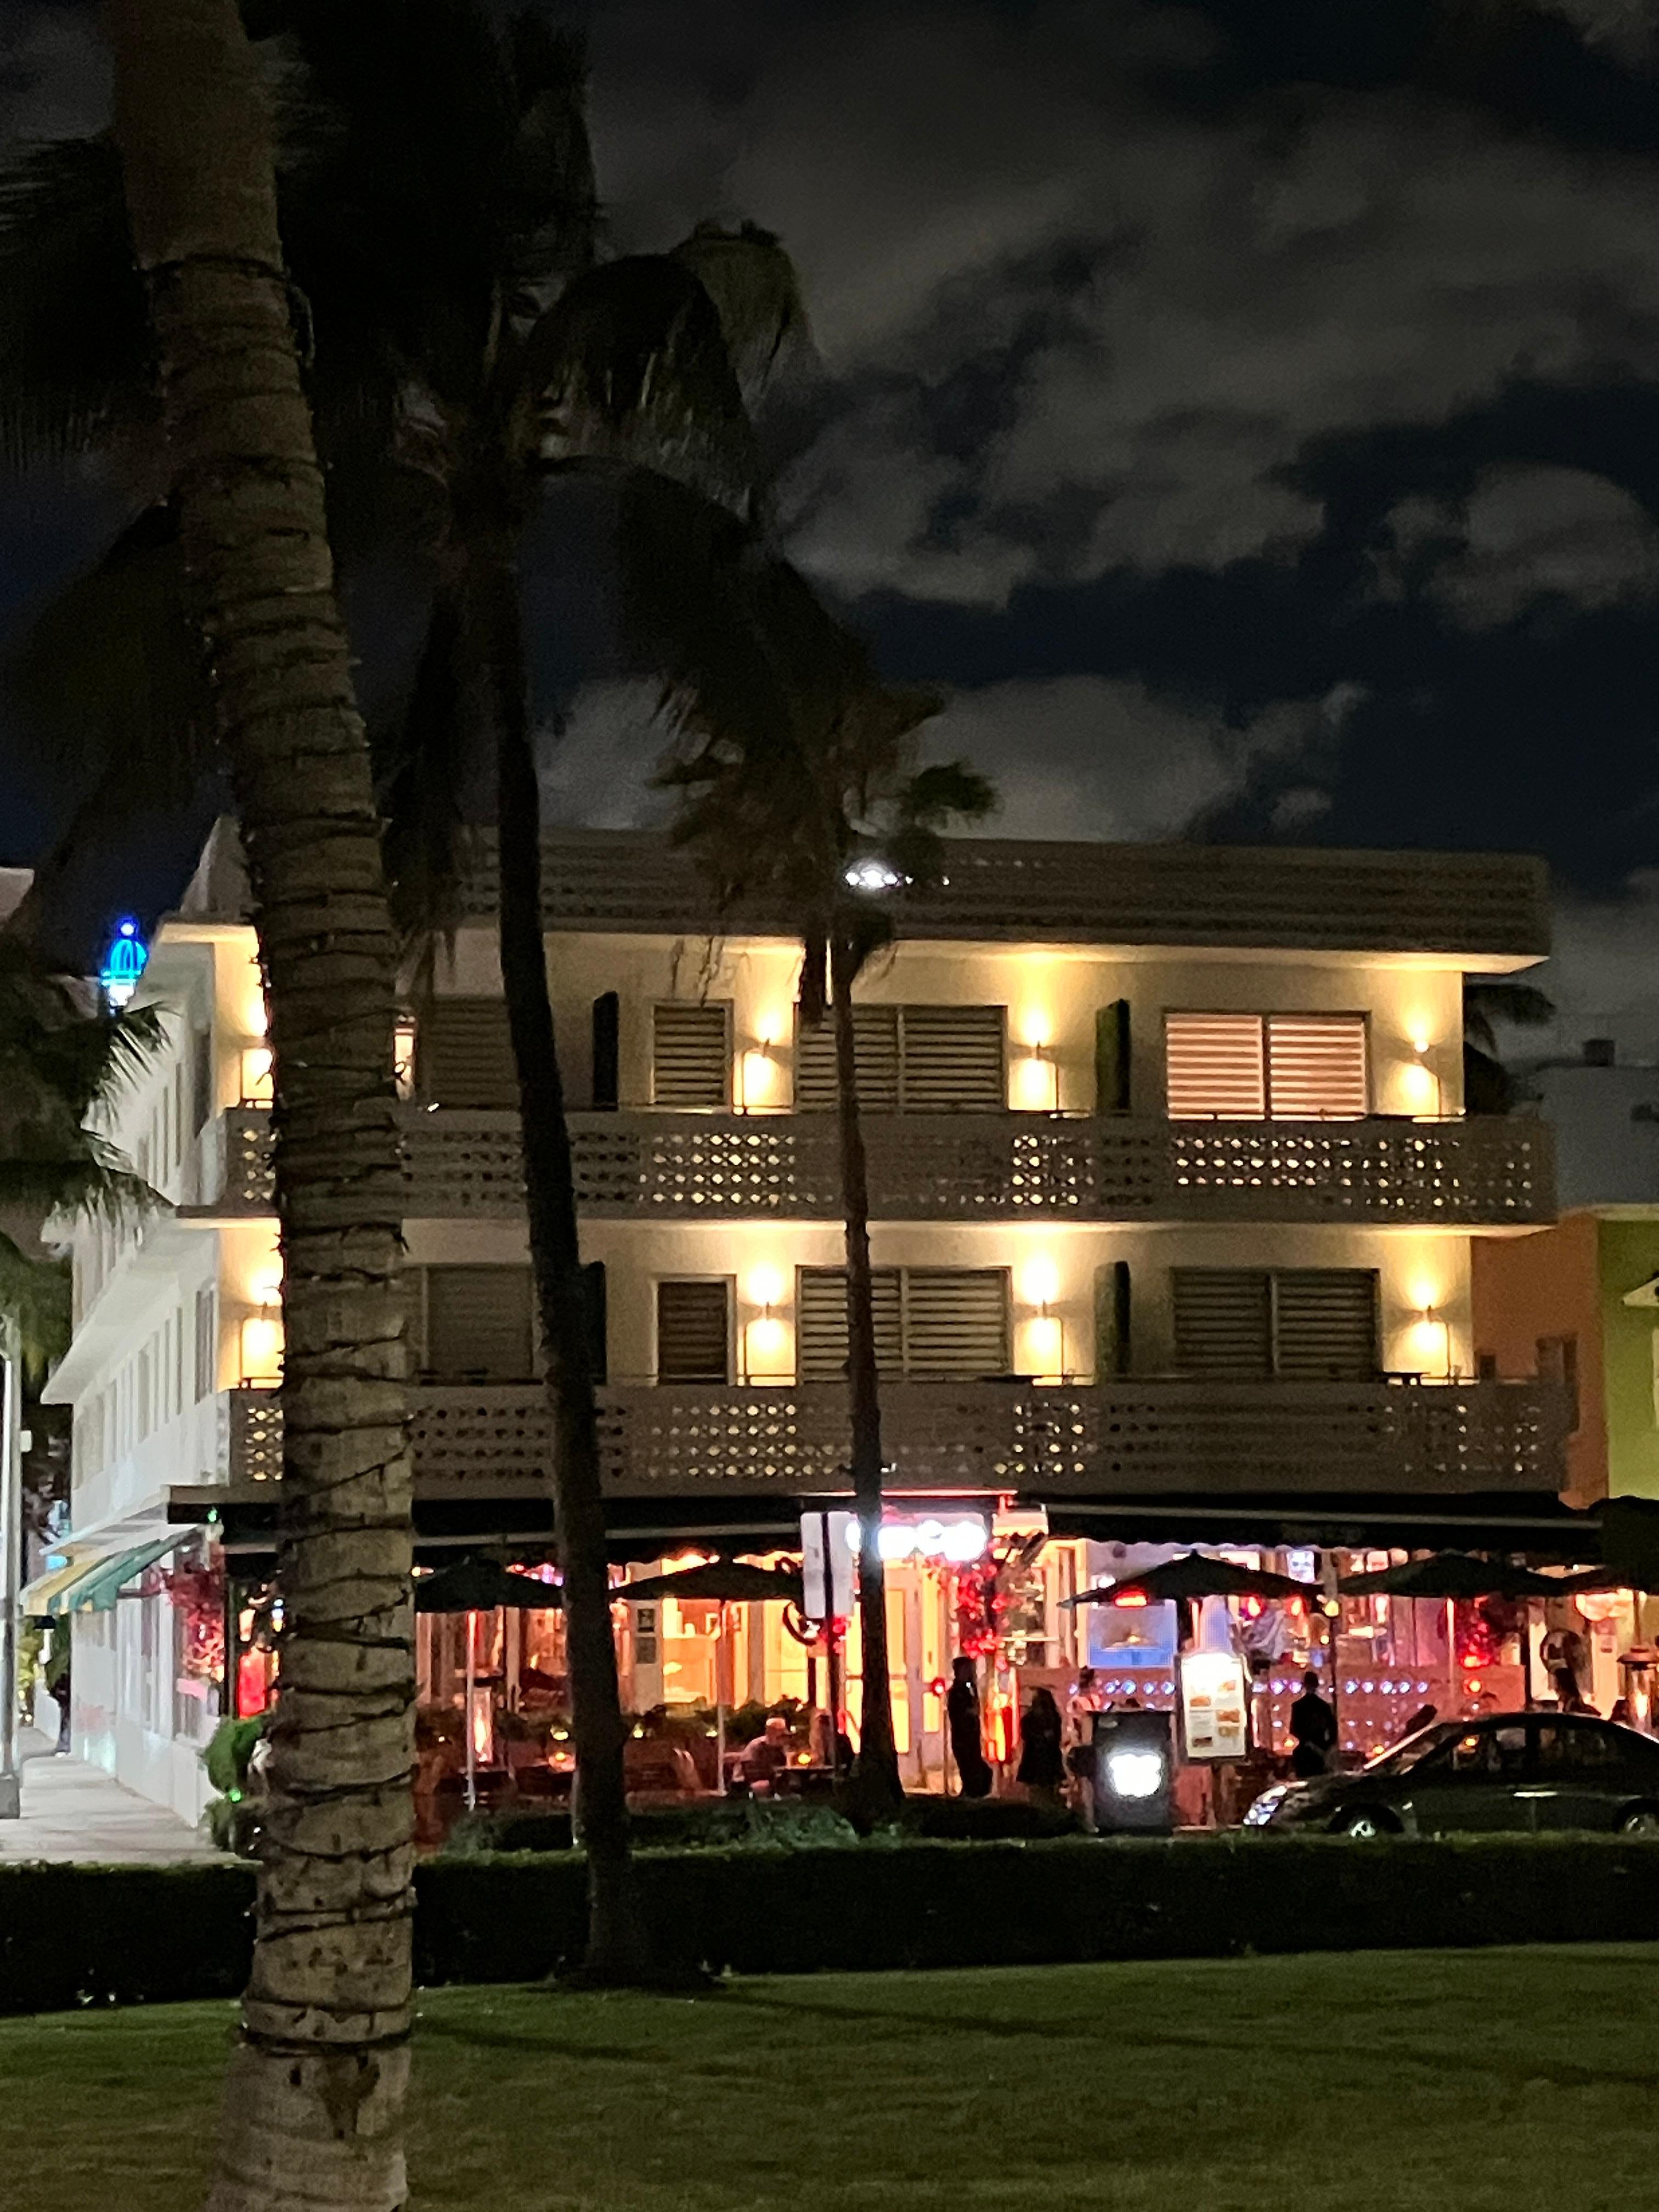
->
1244 1711 1659 1837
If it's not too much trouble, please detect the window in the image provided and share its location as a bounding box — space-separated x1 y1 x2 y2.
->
422 1265 536 1381
1446 1723 1528 1778
416 999 518 1107
1535 1719 1622 1772
191 1025 213 1134
1164 1013 1367 1120
1172 1268 1379 1380
794 1005 1006 1113
655 1279 731 1383
797 1268 1011 1381
652 1003 731 1107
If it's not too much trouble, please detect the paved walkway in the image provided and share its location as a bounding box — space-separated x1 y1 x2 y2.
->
0 1735 225 1863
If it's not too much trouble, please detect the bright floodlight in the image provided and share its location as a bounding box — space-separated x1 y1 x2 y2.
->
843 857 905 894
1106 1750 1164 1801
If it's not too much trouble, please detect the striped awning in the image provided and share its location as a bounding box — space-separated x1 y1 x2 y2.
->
36 1536 182 1618
20 1549 95 1621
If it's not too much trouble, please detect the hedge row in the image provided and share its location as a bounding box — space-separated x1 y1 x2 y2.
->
6 1836 1659 2016
451 1793 1081 1855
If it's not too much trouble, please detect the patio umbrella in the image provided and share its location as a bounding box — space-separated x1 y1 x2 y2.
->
414 1558 565 1612
1062 1554 1311 1607
621 1561 804 1605
1336 1553 1565 1600
416 1560 564 1811
620 1561 804 1780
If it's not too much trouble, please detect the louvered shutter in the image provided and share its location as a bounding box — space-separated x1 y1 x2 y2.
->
194 1285 217 1402
793 1007 900 1111
1267 1015 1368 1120
1273 1269 1378 1378
1165 1014 1267 1119
902 1268 1010 1376
652 1003 730 1106
1172 1269 1273 1376
419 999 518 1108
656 1279 731 1381
425 1265 535 1380
899 1006 1006 1110
797 1268 903 1379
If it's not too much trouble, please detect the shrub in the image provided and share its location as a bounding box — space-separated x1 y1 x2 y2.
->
7 1834 1659 2016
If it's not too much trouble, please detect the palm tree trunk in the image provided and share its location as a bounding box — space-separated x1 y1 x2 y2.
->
473 535 648 1982
106 5 413 2207
829 934 902 1808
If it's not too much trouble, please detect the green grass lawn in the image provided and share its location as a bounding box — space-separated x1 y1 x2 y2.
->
4 1946 1653 2210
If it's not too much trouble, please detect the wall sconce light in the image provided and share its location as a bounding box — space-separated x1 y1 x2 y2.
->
1019 1255 1063 1376
1012 1013 1059 1112
740 1042 781 1110
1402 1037 1442 1118
1410 1303 1454 1379
239 1306 284 1385
240 1045 274 1105
743 1267 789 1379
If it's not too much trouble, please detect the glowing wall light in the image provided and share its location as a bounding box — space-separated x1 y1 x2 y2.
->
239 1308 284 1385
240 1046 274 1104
99 918 148 1012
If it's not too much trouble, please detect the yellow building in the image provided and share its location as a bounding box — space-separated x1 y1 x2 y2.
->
41 823 1569 1814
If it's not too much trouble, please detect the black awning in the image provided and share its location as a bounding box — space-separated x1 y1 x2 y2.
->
1042 1491 1600 1561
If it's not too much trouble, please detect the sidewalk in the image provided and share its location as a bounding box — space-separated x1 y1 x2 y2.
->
0 1736 225 1863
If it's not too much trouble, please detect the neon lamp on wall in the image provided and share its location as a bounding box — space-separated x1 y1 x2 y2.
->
100 917 148 1011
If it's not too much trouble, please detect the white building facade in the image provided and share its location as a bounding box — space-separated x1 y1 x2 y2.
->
40 825 1569 1815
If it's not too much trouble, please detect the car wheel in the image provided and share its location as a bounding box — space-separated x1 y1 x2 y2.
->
1620 1807 1659 1837
1332 1807 1396 1839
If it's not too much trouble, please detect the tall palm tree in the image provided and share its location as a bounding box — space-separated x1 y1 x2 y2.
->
0 939 162 1816
104 4 413 2207
1 0 856 1955
644 549 995 1802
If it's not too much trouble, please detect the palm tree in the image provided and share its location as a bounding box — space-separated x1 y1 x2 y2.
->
1464 979 1554 1115
0 939 162 1816
104 4 413 2208
647 565 995 1802
0 0 847 1961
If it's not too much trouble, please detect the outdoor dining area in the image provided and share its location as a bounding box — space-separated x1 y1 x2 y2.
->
381 1521 1659 1841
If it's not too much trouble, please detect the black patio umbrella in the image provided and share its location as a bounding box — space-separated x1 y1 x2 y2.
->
1062 1554 1311 1607
414 1559 565 1612
1337 1553 1566 1600
621 1561 804 1606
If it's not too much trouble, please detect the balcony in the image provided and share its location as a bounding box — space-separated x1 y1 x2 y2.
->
218 1375 1570 1502
193 1107 1555 1228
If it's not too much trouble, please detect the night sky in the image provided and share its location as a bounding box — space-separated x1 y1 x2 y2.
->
6 1 1659 1047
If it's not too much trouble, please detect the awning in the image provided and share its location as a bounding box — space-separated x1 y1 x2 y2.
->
20 1550 95 1620
42 1536 182 1618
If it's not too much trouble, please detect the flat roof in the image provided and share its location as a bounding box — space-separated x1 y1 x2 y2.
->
179 819 1550 962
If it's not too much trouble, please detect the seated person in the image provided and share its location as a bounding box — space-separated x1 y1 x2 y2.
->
741 1714 792 1790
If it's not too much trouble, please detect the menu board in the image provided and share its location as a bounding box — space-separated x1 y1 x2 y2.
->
1180 1650 1249 1761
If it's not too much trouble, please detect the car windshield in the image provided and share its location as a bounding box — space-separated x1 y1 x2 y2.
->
1362 1720 1464 1776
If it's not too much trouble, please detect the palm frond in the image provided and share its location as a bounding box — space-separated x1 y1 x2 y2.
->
377 572 477 951
0 135 155 468
670 222 811 402
516 258 759 511
3 504 210 802
0 1155 161 1227
1464 979 1555 1053
0 1233 71 1383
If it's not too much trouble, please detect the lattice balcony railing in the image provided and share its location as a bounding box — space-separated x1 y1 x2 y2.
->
195 1107 1554 1226
223 1375 1570 1500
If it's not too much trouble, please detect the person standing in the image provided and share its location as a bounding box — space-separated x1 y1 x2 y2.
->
1289 1668 1339 1778
946 1656 993 1798
1016 1686 1065 1806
